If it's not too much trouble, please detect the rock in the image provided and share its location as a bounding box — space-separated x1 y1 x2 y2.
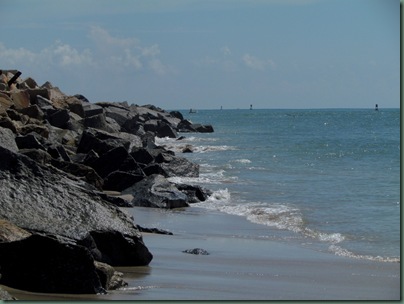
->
103 171 144 192
0 287 16 300
26 88 50 104
19 148 52 165
77 128 132 155
15 133 45 150
47 108 70 128
18 123 49 138
182 248 210 255
123 174 189 209
0 116 18 133
175 184 212 203
83 103 104 117
0 146 152 266
169 110 184 121
0 93 13 113
17 104 44 120
88 230 153 266
135 225 173 235
130 147 155 165
182 145 193 153
0 233 105 294
0 219 31 242
0 126 18 152
193 124 214 133
84 113 114 133
21 76 38 89
50 159 104 190
155 122 177 138
94 261 128 291
10 90 30 109
89 146 143 178
159 156 199 177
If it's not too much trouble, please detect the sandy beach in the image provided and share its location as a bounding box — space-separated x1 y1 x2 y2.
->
5 206 400 301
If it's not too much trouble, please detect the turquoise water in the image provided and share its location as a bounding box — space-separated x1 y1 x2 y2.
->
158 108 400 262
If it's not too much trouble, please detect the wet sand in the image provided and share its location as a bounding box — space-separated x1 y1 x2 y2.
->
4 206 400 300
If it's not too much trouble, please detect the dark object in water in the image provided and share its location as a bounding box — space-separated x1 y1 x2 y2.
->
375 104 379 111
182 248 210 255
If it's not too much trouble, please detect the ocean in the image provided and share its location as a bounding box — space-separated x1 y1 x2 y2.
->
157 108 400 263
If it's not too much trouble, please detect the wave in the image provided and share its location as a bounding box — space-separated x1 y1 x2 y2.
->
154 136 236 154
329 245 400 263
197 189 399 263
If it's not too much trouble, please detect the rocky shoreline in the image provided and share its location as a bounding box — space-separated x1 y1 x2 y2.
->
0 70 214 298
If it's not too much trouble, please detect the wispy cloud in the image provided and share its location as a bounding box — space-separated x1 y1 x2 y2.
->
0 25 171 76
242 54 276 71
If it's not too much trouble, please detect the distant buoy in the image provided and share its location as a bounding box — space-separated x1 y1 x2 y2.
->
250 104 253 110
375 104 378 111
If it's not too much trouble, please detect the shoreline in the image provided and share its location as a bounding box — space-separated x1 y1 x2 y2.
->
6 206 400 300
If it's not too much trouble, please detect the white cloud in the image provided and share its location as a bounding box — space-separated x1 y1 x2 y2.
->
221 46 231 56
0 26 171 77
242 54 276 71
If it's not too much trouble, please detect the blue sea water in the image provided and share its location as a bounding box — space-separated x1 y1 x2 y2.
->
157 108 400 263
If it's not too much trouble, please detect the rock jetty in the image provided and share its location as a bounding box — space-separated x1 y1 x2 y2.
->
0 70 214 296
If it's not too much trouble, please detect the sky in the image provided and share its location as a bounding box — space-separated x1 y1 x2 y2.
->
0 0 400 109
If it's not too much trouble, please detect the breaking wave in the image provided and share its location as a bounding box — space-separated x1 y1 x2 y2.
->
196 189 398 263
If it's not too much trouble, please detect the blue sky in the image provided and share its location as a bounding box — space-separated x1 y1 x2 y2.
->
0 0 399 109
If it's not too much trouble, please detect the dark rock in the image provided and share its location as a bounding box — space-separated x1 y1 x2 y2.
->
155 122 177 138
103 171 144 192
0 126 18 152
26 88 50 104
18 123 49 138
15 133 45 150
35 95 53 109
89 146 142 178
97 192 132 207
142 163 169 177
0 233 105 294
0 116 18 133
84 112 115 133
77 128 132 155
182 145 193 153
123 174 189 209
74 94 90 103
17 104 44 120
159 156 199 177
0 146 152 266
182 248 210 255
46 144 71 161
169 110 184 121
83 103 104 117
50 159 104 190
89 230 153 266
192 123 214 133
19 148 52 165
94 261 128 291
175 184 212 203
136 225 173 235
47 108 70 128
130 147 155 165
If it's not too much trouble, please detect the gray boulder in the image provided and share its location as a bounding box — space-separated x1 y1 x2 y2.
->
123 174 189 209
0 146 152 265
0 233 105 294
0 126 18 152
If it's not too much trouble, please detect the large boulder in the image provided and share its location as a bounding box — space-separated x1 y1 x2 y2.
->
0 233 105 294
122 174 189 209
0 146 153 266
0 126 18 152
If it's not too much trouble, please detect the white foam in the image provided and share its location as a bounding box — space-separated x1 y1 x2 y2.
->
232 159 252 164
329 245 400 263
